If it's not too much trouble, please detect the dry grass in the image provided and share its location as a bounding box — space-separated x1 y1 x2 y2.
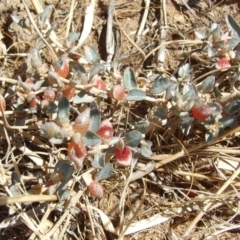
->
1 0 240 239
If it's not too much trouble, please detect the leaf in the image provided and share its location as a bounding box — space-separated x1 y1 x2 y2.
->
140 140 153 158
219 116 236 129
135 121 150 134
150 77 171 94
73 91 94 104
166 83 178 99
124 130 142 147
84 45 100 64
89 64 107 80
68 32 80 46
154 106 167 120
202 76 215 93
195 30 206 40
9 185 21 197
123 67 137 91
224 100 240 115
89 107 101 132
178 63 190 79
11 172 21 185
46 101 57 114
227 14 240 38
11 15 22 24
205 130 219 144
57 189 69 202
40 5 53 23
82 131 101 146
125 89 146 101
95 163 113 181
92 153 105 169
56 95 70 125
55 160 74 184
181 116 194 136
182 84 198 98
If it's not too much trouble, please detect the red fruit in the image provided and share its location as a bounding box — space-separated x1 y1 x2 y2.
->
190 105 214 121
215 57 231 70
0 93 6 111
28 95 41 108
54 54 69 78
115 146 132 166
93 77 106 91
62 85 75 100
97 119 113 141
112 85 125 100
43 86 55 101
73 108 90 134
88 181 104 199
68 141 87 169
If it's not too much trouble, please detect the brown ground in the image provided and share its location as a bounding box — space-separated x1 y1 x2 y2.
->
1 0 240 240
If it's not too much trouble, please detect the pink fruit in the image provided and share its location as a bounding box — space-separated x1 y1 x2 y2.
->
215 57 231 70
88 181 104 199
97 119 113 141
68 141 87 169
54 54 69 78
62 85 75 100
190 105 214 121
93 76 106 91
115 146 132 166
43 86 55 101
73 108 90 134
112 85 125 100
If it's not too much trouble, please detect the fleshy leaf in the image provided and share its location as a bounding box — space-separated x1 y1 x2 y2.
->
89 107 101 132
84 45 100 64
56 95 70 125
181 116 194 135
166 83 178 99
11 172 21 185
135 121 150 134
195 30 206 39
154 106 167 120
178 63 190 82
92 153 105 169
82 131 101 146
150 77 171 94
224 100 240 115
124 130 142 147
73 91 94 104
46 102 57 114
11 15 22 24
205 130 219 144
40 5 53 23
57 189 70 202
95 163 113 181
55 160 74 184
123 67 137 91
227 14 240 38
125 89 146 101
140 140 153 158
202 76 215 93
89 64 106 80
219 116 235 129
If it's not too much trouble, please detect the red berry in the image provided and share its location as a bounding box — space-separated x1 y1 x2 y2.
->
62 85 75 100
115 146 132 166
54 54 69 78
43 86 55 101
28 95 41 108
68 141 87 169
97 119 113 141
215 57 231 70
88 181 104 199
190 105 214 121
0 93 6 111
93 76 106 91
112 85 125 100
73 108 90 134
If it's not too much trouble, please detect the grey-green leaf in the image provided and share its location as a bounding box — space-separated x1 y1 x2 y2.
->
150 77 171 94
124 130 142 147
125 89 146 101
95 163 113 181
73 91 94 104
227 14 240 38
84 45 100 64
123 67 137 91
82 131 101 146
89 64 106 80
56 95 70 125
202 76 215 93
140 140 153 158
92 153 105 169
89 107 101 132
135 121 150 134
